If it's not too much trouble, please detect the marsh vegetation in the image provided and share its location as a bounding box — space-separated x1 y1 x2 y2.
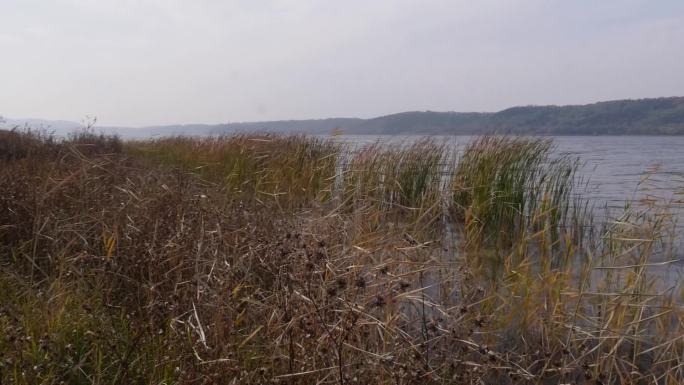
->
0 129 682 384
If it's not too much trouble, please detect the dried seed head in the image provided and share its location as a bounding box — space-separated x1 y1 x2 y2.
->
474 315 484 327
336 277 347 290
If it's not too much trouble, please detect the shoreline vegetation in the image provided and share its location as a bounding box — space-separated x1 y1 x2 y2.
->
1 129 682 384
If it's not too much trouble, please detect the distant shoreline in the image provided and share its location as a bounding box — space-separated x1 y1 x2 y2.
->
4 96 684 137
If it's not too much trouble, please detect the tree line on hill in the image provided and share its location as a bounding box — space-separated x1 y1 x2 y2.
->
4 97 684 136
201 96 684 135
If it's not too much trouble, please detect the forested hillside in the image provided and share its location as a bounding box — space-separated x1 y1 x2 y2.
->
203 97 684 135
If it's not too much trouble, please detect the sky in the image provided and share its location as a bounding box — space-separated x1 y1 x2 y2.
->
1 0 684 127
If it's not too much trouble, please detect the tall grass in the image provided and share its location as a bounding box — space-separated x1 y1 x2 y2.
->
339 139 451 235
451 136 587 256
128 134 340 208
1 130 682 384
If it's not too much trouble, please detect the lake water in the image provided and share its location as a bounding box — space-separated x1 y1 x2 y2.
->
335 135 684 282
334 135 684 209
335 135 684 238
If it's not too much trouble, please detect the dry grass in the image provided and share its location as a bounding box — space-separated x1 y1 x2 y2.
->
1 130 682 384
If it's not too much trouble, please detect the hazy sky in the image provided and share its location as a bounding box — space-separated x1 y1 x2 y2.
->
2 0 684 126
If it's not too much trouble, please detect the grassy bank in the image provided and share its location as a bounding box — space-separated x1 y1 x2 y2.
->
1 130 682 384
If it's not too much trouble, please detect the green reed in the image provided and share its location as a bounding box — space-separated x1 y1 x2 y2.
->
451 136 586 253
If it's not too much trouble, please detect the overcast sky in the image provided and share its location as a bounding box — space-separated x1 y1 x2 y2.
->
2 0 684 126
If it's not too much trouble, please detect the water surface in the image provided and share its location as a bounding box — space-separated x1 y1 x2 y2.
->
334 135 684 209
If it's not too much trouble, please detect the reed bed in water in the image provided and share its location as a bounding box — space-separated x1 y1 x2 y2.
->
451 136 587 249
0 130 682 384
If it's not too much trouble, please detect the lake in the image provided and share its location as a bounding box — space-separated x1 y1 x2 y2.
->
339 135 684 289
335 135 684 285
334 135 684 210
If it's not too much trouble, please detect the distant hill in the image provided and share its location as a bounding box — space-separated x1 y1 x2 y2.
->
0 118 83 135
4 97 684 137
173 96 684 136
